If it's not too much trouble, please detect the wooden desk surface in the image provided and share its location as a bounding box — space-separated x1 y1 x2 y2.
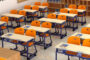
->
0 47 20 60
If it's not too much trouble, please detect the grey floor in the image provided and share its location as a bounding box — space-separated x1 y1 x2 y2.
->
0 16 90 60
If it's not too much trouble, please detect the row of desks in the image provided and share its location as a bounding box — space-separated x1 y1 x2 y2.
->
0 6 87 60
55 24 90 60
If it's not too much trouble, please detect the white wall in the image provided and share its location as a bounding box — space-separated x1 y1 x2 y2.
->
0 0 40 15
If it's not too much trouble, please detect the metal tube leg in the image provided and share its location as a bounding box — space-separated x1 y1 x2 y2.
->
73 18 75 31
68 56 70 60
79 57 80 60
55 49 58 60
26 46 29 60
34 44 37 54
60 28 62 39
81 16 83 25
43 36 46 49
2 39 4 48
65 27 67 36
15 44 18 49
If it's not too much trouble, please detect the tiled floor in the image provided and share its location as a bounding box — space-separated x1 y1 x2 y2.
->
0 16 89 60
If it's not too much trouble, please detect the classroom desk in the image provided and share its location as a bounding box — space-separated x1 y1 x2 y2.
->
72 32 90 39
1 33 37 60
23 9 38 14
66 8 86 25
2 13 25 28
31 5 48 17
21 25 52 49
65 8 86 13
22 25 50 33
31 5 47 11
54 12 77 17
55 42 90 60
38 18 67 39
2 13 24 18
0 47 21 60
53 12 78 31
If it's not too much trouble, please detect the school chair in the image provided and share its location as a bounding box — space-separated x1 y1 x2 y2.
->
69 4 77 9
34 2 41 6
0 57 6 60
82 39 90 59
21 29 37 57
57 15 67 36
11 28 24 50
24 5 31 9
65 36 81 60
38 22 52 49
31 6 39 20
40 2 49 17
18 10 26 25
60 8 68 13
78 5 86 25
31 20 40 27
42 2 49 7
69 9 78 22
78 5 86 10
47 14 56 19
0 16 9 34
81 27 90 34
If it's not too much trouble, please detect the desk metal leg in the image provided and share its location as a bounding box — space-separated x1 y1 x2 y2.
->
2 39 4 48
26 43 29 60
68 55 70 60
43 36 46 49
55 49 58 60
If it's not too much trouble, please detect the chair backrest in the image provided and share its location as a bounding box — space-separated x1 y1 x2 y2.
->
41 22 52 29
83 39 90 47
24 5 31 9
69 4 77 9
47 14 56 19
25 29 36 38
0 57 6 60
10 10 18 14
42 2 49 7
1 16 9 23
60 8 68 13
81 27 90 34
69 9 78 14
14 28 24 35
67 36 81 45
78 5 86 10
31 20 40 27
32 6 39 11
19 10 26 16
34 2 41 5
57 15 66 20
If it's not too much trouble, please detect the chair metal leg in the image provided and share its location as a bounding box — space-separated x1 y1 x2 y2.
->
79 57 80 60
68 56 70 60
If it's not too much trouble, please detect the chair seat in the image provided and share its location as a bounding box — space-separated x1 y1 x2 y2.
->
78 15 84 17
1 26 6 29
40 11 48 13
82 54 90 58
11 40 18 43
22 42 34 46
68 19 76 22
56 25 64 28
66 51 77 55
19 19 24 22
30 14 38 17
39 33 49 37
